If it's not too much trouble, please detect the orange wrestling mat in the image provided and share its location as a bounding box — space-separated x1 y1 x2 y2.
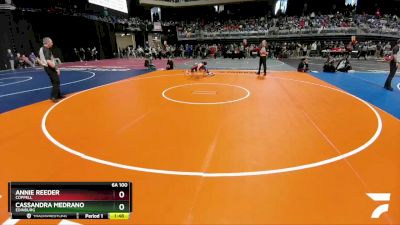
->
0 70 399 224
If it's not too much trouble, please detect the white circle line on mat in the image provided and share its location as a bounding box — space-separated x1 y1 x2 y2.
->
41 73 382 177
0 77 32 87
0 71 95 98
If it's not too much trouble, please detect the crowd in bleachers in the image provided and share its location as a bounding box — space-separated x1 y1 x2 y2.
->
8 4 398 70
116 39 395 62
104 10 398 36
16 4 399 36
17 7 177 29
177 12 399 37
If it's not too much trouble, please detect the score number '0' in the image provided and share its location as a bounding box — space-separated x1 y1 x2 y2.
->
110 183 128 211
118 191 126 210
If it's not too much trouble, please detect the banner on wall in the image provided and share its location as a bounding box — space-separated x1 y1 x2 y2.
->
153 22 162 32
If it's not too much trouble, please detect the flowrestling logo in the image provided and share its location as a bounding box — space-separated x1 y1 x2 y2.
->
366 193 391 219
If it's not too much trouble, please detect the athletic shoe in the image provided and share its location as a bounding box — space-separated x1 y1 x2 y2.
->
384 86 393 91
50 98 59 103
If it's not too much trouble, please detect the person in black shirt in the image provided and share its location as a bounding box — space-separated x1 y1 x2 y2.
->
86 47 91 61
14 53 22 69
384 40 400 91
166 58 174 70
297 58 309 72
257 40 268 76
39 37 63 102
323 56 336 72
73 48 80 61
79 48 85 61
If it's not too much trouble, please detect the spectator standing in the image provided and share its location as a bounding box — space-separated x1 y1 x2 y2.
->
79 48 85 61
358 43 368 60
15 53 22 69
6 49 14 70
73 48 79 61
166 58 174 70
91 47 98 61
29 52 37 66
86 47 91 61
311 42 317 56
384 40 400 91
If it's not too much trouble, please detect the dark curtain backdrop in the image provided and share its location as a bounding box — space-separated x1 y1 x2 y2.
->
0 11 13 69
0 9 117 69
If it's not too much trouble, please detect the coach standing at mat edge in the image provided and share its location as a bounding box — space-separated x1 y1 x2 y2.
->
384 39 400 91
39 37 63 102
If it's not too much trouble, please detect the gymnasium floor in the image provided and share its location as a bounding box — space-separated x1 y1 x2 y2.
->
0 58 399 225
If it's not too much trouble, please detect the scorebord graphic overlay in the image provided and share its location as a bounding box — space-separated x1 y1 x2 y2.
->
8 182 132 220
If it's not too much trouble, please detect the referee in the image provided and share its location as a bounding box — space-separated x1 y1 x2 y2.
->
384 39 400 91
257 40 268 76
39 37 63 102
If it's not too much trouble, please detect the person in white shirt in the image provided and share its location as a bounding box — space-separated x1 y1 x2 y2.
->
6 49 14 70
311 42 317 51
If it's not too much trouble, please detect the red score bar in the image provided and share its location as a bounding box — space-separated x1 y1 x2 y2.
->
24 190 130 201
